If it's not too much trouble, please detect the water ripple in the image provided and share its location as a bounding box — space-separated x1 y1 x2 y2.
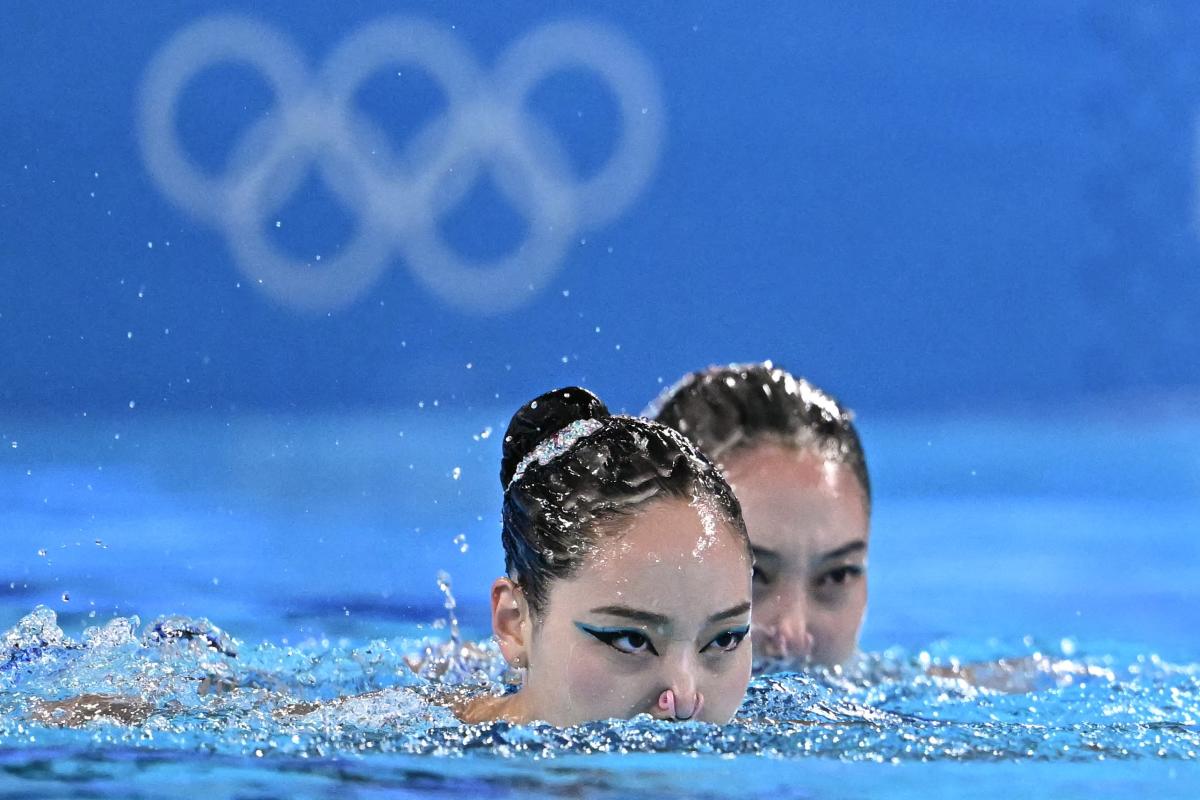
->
1 606 1196 772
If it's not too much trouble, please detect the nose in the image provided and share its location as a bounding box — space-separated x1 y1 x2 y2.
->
654 658 703 721
757 595 814 661
657 688 704 721
771 622 815 661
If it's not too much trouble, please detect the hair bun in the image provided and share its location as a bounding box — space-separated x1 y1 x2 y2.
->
500 386 609 487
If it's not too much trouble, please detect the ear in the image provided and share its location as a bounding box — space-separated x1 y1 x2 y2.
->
490 577 532 668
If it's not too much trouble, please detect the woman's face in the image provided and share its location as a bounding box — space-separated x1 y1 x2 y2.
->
722 442 870 668
515 498 753 726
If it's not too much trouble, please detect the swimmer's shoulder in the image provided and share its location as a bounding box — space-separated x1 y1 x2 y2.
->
450 690 524 724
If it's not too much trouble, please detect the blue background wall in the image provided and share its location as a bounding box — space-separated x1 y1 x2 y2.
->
4 2 1200 654
2 0 1198 416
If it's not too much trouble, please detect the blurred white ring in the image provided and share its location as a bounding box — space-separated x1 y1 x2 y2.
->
137 14 664 314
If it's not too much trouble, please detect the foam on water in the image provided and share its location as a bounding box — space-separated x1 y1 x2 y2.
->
2 605 1197 769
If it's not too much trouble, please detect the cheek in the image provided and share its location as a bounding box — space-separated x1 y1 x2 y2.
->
814 585 866 631
702 649 753 722
810 595 867 662
563 646 641 710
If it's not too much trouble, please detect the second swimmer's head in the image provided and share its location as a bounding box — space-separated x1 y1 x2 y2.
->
651 362 871 669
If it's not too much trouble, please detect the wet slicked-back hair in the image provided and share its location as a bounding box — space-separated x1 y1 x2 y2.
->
500 386 749 616
647 362 871 512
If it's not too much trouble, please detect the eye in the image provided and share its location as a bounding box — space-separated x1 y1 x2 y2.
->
575 624 659 655
752 565 772 585
702 626 749 653
816 565 864 588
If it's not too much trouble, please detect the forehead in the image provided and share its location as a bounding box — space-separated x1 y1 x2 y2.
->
551 499 751 620
722 443 869 554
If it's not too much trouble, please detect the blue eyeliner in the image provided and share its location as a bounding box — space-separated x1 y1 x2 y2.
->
574 622 658 655
704 625 751 652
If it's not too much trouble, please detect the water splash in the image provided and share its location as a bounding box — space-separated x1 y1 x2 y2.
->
0 606 1196 768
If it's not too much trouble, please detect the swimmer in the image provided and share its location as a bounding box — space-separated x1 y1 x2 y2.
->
648 363 1089 693
649 362 870 669
458 386 754 725
31 386 755 728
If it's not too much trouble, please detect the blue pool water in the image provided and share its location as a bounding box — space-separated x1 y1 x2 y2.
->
2 410 1198 798
6 2 1200 797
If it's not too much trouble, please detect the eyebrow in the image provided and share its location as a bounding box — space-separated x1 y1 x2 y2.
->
587 601 751 628
587 606 671 626
754 540 867 564
818 540 867 563
707 601 751 625
752 545 780 562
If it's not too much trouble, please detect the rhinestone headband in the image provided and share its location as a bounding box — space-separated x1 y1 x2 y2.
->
507 418 605 489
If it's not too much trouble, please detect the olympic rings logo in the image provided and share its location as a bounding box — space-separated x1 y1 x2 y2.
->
137 16 663 314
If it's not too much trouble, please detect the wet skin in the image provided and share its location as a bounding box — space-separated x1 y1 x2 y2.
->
722 443 870 668
470 498 754 726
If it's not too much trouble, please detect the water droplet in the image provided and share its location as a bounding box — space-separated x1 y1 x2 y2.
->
36 548 46 557
453 533 469 553
451 467 462 480
60 592 70 603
